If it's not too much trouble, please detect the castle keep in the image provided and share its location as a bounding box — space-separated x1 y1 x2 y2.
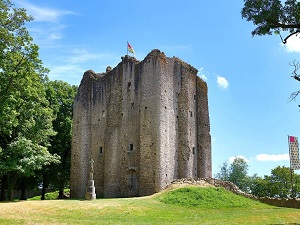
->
70 49 211 198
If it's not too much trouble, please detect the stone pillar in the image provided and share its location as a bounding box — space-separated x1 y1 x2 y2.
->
85 159 96 200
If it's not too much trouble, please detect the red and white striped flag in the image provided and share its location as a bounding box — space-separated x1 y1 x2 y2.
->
289 136 300 170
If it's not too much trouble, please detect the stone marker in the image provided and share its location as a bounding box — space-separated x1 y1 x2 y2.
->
85 159 96 200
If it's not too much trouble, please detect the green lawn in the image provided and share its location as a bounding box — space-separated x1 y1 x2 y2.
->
0 187 300 225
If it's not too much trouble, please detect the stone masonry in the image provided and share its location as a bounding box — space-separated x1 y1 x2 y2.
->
70 49 212 198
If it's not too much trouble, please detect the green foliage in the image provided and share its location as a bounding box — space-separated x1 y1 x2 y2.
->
241 0 300 43
215 157 249 192
0 137 60 177
229 157 249 189
246 174 271 197
159 187 260 208
215 161 230 181
264 166 300 198
0 0 57 201
242 166 300 198
43 80 78 197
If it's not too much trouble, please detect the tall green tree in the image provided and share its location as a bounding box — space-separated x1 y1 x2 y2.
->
215 157 249 192
0 0 58 201
229 157 249 191
43 80 77 199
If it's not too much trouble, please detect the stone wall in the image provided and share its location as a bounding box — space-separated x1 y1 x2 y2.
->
171 178 300 209
206 178 300 209
70 49 212 198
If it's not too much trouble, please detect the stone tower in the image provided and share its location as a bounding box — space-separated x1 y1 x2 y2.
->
70 49 211 198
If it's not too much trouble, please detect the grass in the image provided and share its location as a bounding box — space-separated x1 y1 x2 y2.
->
0 186 300 224
159 186 262 208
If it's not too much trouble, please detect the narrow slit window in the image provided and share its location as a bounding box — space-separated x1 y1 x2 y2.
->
130 144 133 151
128 82 131 90
99 147 103 154
192 147 195 155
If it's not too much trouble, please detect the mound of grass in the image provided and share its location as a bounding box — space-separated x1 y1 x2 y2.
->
159 186 261 208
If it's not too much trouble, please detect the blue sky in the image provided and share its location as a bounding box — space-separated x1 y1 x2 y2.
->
12 0 300 177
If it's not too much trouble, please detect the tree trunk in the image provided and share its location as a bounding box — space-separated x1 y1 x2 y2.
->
58 179 65 199
7 174 18 201
41 174 48 200
19 177 27 200
58 189 64 199
0 175 8 201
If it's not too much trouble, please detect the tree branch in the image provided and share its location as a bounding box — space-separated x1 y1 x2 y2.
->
283 31 300 44
288 61 300 102
266 19 300 44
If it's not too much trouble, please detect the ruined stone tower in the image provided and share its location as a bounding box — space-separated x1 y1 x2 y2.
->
70 49 211 198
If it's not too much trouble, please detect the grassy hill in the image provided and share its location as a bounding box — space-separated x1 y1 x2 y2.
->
1 186 300 224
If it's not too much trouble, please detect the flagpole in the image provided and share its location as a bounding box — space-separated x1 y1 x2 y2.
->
127 41 128 56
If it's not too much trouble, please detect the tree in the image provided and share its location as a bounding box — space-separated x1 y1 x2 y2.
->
246 174 272 197
42 80 78 199
215 157 249 192
246 166 300 198
241 0 300 44
215 161 230 181
0 0 58 201
0 138 59 200
241 0 300 100
265 166 300 198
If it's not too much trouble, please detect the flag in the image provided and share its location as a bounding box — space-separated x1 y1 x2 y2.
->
289 135 300 170
127 42 135 55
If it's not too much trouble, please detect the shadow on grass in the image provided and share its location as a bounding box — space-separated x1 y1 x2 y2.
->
269 223 300 225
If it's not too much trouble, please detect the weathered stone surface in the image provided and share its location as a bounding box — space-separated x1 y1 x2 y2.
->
70 49 212 198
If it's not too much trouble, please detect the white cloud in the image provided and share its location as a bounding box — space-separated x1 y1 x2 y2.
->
229 155 250 163
200 74 207 80
217 76 229 89
47 48 120 83
198 68 208 80
284 34 300 52
14 0 76 23
49 64 84 79
255 153 289 162
12 0 77 48
65 49 114 64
